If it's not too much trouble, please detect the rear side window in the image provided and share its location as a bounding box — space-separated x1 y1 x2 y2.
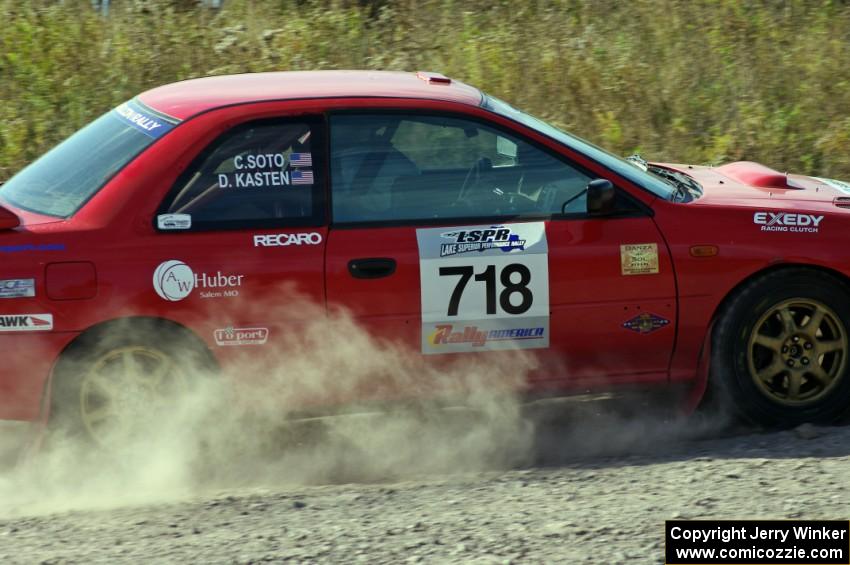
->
160 118 324 230
0 100 173 217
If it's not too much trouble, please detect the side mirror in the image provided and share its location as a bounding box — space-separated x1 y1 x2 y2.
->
586 178 615 216
0 205 20 230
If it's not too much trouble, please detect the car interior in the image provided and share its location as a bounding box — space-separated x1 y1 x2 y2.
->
330 116 590 223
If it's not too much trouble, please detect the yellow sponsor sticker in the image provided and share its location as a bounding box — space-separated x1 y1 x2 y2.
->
620 243 659 275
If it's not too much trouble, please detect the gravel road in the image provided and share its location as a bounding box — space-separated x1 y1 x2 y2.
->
1 406 849 564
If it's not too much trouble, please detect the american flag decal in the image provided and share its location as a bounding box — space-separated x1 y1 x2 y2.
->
290 153 312 167
292 170 314 185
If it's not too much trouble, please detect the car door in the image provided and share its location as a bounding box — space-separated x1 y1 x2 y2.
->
150 115 327 363
324 110 676 385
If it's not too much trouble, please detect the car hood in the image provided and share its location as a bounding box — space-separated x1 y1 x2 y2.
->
655 161 850 212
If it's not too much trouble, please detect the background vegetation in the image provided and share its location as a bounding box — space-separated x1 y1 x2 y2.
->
1 0 849 180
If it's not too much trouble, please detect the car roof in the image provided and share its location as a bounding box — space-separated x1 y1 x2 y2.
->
138 70 483 121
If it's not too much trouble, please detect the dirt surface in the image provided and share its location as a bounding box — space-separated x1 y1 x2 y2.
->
1 410 849 565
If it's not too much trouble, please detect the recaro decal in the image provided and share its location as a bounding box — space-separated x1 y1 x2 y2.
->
253 233 323 247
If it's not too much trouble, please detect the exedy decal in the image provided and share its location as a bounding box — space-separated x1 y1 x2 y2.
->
439 226 526 257
753 212 823 233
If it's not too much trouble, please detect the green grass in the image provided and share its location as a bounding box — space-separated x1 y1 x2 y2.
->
2 0 849 181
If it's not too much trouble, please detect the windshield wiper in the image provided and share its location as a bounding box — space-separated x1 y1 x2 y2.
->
625 154 649 171
648 165 701 202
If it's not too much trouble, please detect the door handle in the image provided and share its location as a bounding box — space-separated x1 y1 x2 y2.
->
348 258 397 279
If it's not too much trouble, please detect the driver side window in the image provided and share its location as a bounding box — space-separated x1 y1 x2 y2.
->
160 117 324 231
329 113 590 223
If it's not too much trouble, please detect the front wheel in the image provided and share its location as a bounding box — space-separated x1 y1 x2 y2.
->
712 269 850 426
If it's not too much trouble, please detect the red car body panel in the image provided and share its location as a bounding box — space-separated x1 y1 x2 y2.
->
137 71 484 121
2 71 850 424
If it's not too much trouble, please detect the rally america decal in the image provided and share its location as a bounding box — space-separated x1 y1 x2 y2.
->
0 314 53 332
417 222 549 354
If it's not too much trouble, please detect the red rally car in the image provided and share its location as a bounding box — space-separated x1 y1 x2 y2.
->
2 70 850 448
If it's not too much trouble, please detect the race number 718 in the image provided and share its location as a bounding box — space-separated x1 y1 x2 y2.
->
438 263 533 317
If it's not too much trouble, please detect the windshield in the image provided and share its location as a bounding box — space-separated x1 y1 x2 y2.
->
0 100 177 218
482 95 676 200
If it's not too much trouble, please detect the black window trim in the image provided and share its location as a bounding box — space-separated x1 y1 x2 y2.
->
155 114 328 233
325 108 652 230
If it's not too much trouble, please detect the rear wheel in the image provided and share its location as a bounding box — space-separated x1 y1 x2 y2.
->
49 323 213 450
712 269 850 426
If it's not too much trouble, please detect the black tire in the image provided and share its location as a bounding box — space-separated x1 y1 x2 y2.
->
49 320 216 449
712 268 850 427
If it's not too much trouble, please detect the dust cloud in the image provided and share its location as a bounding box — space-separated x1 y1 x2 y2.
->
0 294 735 518
0 297 538 517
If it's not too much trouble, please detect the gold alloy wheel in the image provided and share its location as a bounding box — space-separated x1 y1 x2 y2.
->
747 298 848 406
78 346 188 447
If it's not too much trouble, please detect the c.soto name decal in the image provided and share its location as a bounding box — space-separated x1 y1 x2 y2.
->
217 152 315 190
